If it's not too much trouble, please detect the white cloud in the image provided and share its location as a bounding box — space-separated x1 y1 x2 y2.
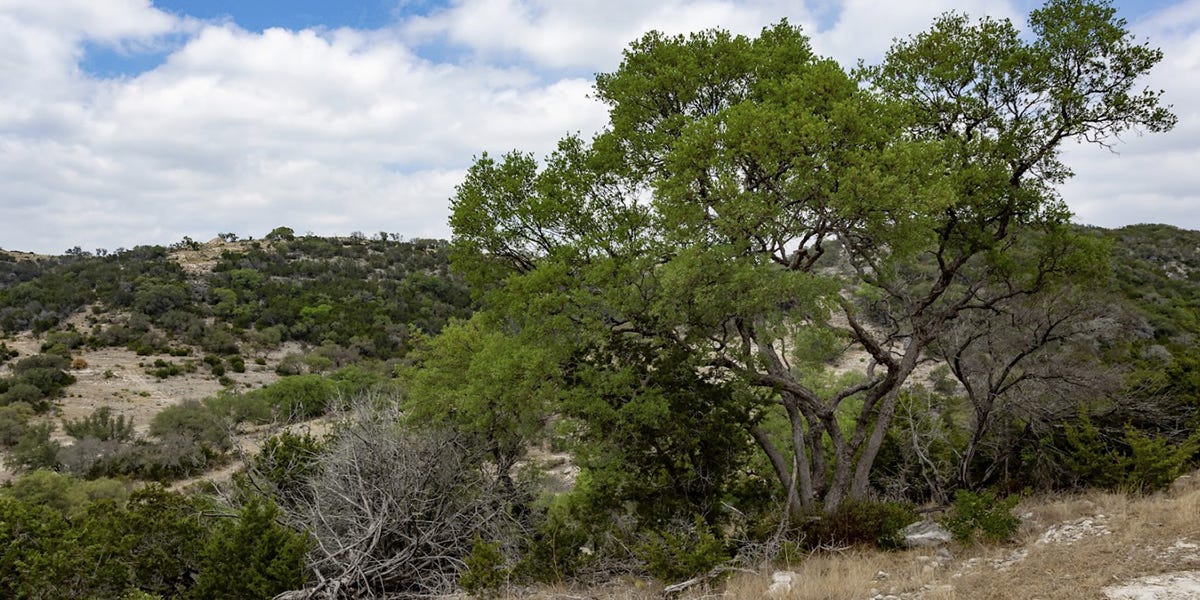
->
1060 0 1200 229
0 0 1195 254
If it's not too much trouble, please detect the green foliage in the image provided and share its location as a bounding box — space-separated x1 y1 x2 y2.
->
0 353 76 411
513 493 592 584
64 406 136 442
0 401 33 446
0 494 71 598
1 470 129 516
460 536 509 597
942 490 1021 544
1065 413 1200 493
0 341 17 364
1123 426 1200 492
244 374 337 420
1 479 267 598
149 400 231 454
800 501 919 550
146 358 186 378
204 391 272 424
265 226 296 241
404 315 558 477
448 0 1172 517
250 430 324 496
91 486 209 598
5 422 60 471
1 236 471 364
191 497 309 599
632 515 729 582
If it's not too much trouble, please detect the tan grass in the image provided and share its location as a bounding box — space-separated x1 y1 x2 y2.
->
507 480 1200 600
718 484 1200 600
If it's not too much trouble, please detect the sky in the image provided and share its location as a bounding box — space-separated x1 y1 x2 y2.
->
0 0 1195 254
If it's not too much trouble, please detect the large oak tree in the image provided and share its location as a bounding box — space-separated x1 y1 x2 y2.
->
448 0 1174 514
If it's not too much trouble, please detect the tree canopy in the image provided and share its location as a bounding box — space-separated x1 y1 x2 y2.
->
449 0 1174 515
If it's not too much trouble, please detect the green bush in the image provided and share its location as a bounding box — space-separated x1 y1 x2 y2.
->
0 470 129 517
63 406 135 442
205 392 271 424
149 400 230 453
801 500 918 550
0 401 34 446
191 498 309 599
0 341 17 365
246 374 337 420
460 536 509 597
633 515 729 582
0 382 44 409
146 359 184 379
251 430 324 496
11 353 71 373
1064 414 1200 493
1124 426 1200 492
513 493 591 584
942 490 1021 544
5 422 60 471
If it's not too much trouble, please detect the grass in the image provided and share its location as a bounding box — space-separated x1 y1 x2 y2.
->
499 474 1200 599
717 480 1200 600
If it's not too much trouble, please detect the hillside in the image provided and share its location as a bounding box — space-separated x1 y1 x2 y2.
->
0 231 474 485
0 224 1197 599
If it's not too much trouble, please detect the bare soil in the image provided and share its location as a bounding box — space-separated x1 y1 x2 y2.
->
0 327 303 484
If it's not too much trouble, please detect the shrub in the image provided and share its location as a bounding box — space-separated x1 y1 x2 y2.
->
14 367 76 398
0 470 128 516
0 382 44 409
0 341 17 365
58 437 135 479
0 402 34 447
12 353 71 373
633 515 729 582
63 406 135 442
192 498 309 599
460 536 509 597
250 430 324 496
942 490 1021 544
1064 414 1200 492
247 375 337 421
149 400 230 453
147 360 184 379
513 493 591 584
5 423 61 471
205 392 271 425
801 500 918 550
1123 426 1200 492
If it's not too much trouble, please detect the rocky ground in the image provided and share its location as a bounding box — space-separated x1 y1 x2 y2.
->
0 328 300 485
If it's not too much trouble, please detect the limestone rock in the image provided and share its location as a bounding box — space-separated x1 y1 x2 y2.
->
766 570 797 597
902 520 953 548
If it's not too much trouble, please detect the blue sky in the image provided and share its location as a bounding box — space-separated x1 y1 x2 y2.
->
154 0 409 31
1 0 1197 253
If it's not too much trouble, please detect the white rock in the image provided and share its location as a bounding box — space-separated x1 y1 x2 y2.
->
1103 571 1200 600
765 570 797 597
902 520 953 548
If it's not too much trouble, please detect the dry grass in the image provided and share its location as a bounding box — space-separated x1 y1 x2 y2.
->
501 479 1200 600
710 482 1200 600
